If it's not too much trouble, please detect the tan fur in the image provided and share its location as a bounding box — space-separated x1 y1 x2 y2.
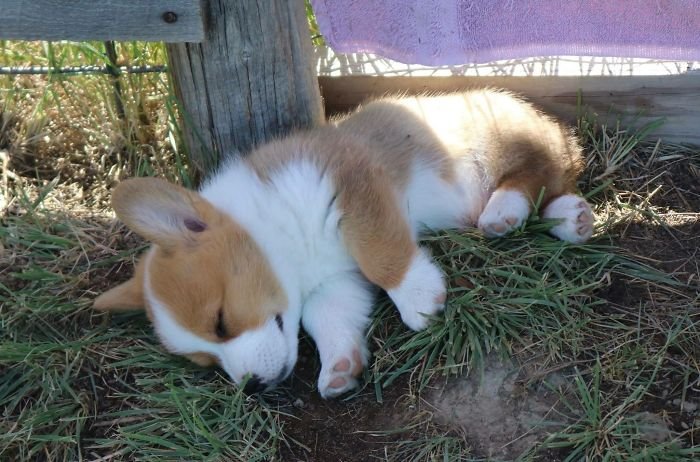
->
94 258 146 311
95 179 287 345
334 156 417 289
147 222 286 342
358 91 583 203
244 130 420 289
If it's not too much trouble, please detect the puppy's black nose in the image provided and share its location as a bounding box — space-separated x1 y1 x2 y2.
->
242 375 266 394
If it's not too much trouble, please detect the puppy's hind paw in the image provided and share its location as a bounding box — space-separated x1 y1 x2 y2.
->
478 189 531 238
544 194 594 243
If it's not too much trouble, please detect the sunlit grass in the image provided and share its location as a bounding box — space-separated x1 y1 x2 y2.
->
366 228 679 397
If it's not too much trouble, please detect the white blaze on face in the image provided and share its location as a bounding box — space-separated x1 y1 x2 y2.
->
144 252 300 387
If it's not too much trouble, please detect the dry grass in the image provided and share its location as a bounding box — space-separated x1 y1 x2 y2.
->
1 40 699 461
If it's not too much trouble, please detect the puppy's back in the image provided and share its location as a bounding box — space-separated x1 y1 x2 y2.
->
337 90 583 199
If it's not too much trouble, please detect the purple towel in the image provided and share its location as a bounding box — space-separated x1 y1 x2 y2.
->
311 0 700 65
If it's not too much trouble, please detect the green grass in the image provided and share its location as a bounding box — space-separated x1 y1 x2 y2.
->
366 229 678 396
542 362 700 461
2 39 700 461
1 189 282 460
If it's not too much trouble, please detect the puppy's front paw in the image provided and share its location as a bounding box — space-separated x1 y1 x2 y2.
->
319 347 367 399
543 194 594 243
387 248 446 331
478 189 531 237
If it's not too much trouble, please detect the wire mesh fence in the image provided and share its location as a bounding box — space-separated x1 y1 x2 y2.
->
0 64 166 75
1 40 169 127
0 41 168 75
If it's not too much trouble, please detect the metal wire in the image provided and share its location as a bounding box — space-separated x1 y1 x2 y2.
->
0 64 167 76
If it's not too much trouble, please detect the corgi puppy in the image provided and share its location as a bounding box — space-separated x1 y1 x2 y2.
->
94 90 594 398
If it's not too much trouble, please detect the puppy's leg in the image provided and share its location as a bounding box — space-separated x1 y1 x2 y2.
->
302 273 374 399
385 247 446 331
478 135 581 238
543 194 594 243
337 166 446 331
478 160 551 238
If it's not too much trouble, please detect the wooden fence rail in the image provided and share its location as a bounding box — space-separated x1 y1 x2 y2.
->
3 0 204 42
320 74 700 145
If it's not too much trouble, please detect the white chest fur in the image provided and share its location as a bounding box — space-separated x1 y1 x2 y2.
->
201 156 485 297
201 161 360 302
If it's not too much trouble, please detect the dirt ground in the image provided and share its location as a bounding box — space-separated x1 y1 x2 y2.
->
277 339 409 461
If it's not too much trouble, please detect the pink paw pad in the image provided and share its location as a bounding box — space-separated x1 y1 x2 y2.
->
434 292 447 305
328 376 347 389
477 190 531 238
333 358 351 372
544 194 594 243
321 348 366 399
575 204 594 237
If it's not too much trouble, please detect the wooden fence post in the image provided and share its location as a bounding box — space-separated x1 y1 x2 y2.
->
166 0 324 177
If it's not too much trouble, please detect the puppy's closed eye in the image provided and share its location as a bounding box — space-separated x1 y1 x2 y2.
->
215 309 228 339
275 314 284 331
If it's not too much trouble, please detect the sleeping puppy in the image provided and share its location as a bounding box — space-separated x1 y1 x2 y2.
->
94 90 593 398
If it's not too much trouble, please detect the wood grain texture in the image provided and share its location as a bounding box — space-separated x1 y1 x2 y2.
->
319 74 700 144
167 0 324 176
1 0 203 42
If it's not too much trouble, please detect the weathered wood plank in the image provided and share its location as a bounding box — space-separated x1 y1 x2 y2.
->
0 0 204 42
167 0 324 176
319 74 700 144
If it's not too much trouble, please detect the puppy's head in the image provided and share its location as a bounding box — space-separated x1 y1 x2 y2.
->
94 178 297 391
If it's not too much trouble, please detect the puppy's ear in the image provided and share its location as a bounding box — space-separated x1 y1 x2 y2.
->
94 277 144 311
111 178 209 248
